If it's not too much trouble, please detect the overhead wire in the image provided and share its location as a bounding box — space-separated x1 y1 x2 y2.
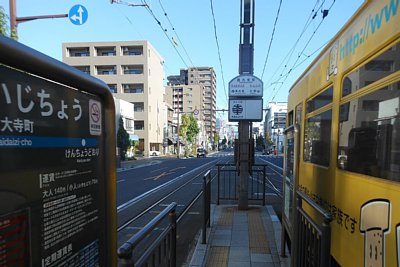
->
157 0 195 68
137 0 189 68
263 0 322 89
260 0 283 80
268 0 335 103
210 0 228 108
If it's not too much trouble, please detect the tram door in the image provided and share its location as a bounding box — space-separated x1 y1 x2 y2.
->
281 124 300 254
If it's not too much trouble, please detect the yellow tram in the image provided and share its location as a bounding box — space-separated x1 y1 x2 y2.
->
282 0 400 266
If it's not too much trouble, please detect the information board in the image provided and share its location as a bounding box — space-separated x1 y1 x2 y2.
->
228 74 263 97
0 65 106 266
228 99 263 122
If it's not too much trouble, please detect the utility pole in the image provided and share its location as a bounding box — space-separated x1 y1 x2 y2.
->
9 0 68 36
237 0 255 210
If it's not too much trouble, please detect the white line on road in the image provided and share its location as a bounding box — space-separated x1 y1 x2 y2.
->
151 167 168 173
117 159 218 212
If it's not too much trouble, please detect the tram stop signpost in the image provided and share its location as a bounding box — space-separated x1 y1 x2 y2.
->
0 36 117 266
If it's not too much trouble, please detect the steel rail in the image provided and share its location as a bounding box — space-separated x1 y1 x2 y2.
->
117 157 228 232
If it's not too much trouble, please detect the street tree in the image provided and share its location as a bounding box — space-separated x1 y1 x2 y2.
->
0 6 17 39
117 117 130 160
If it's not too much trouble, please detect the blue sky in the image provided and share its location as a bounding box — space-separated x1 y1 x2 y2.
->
2 0 364 120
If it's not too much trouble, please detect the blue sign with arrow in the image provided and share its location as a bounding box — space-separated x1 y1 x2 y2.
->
69 5 88 25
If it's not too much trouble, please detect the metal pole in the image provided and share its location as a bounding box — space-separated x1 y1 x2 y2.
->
169 210 177 267
9 0 17 34
238 121 249 210
237 0 254 210
202 175 207 244
177 111 180 158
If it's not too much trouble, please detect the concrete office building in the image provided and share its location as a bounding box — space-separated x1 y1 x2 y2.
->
62 41 165 157
166 67 217 148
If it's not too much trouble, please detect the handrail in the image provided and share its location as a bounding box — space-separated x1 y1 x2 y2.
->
297 191 332 222
118 202 177 261
202 170 211 244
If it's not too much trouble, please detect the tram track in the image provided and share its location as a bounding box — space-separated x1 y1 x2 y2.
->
117 157 229 234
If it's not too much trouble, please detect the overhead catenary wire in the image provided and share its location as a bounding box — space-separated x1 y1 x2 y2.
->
260 0 283 80
157 0 195 68
263 0 322 89
210 0 228 108
135 0 189 68
267 1 335 103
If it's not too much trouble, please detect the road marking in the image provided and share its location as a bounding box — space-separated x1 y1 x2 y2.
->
117 159 218 212
151 167 168 173
144 166 186 181
117 179 125 183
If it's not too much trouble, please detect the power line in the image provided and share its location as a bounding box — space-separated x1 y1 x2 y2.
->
260 0 283 80
138 0 189 68
267 0 335 103
157 0 195 67
210 0 228 108
263 0 322 88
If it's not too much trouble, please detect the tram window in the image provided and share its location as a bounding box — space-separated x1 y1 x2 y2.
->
342 43 400 97
295 103 302 126
338 81 400 182
306 86 333 113
304 109 332 167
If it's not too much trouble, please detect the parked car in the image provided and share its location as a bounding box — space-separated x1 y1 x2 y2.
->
150 150 161 156
196 148 207 158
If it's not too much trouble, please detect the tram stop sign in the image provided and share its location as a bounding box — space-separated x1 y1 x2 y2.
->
228 74 263 97
0 36 117 266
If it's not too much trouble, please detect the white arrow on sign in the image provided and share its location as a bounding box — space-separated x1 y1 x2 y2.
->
71 6 84 25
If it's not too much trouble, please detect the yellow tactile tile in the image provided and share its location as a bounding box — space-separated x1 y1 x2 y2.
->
206 246 229 267
248 208 270 254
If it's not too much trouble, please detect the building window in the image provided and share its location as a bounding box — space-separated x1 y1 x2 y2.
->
95 46 116 56
108 84 117 93
133 102 144 112
134 121 145 130
96 65 116 75
124 118 134 131
74 66 90 75
68 47 90 57
123 84 144 94
122 65 143 75
121 46 143 56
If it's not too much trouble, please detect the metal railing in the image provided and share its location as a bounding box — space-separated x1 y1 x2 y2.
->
293 191 332 267
216 164 266 205
202 170 211 244
117 203 177 267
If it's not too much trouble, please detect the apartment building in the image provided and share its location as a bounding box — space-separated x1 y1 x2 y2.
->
166 67 217 147
263 101 287 152
62 41 165 157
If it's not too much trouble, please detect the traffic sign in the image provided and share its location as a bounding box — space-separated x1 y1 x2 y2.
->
229 99 263 121
229 74 263 97
69 5 88 25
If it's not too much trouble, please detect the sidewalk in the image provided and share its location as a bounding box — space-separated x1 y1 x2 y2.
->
189 204 290 267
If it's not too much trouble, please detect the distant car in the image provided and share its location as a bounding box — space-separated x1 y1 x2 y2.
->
197 148 207 158
150 150 161 156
